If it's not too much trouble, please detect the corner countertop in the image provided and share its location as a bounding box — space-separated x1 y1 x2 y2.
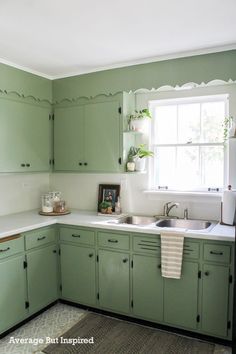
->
0 209 234 242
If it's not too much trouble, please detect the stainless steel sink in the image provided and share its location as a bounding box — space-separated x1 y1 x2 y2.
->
110 215 157 226
156 218 212 231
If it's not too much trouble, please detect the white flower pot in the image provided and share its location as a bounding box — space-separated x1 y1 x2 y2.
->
135 158 146 172
130 119 145 132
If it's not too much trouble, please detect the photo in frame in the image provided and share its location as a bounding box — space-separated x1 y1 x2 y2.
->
97 184 120 214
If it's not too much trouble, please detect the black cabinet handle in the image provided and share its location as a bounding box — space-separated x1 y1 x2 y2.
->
123 258 128 263
108 239 118 243
205 271 209 276
72 234 80 238
0 247 10 253
210 251 223 256
84 162 88 166
21 163 25 167
79 162 83 166
37 236 46 241
89 253 93 258
26 163 30 167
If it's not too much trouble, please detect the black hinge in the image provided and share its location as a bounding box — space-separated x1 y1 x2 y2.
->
49 114 51 120
52 159 55 165
60 284 62 291
25 301 29 309
52 114 54 121
198 270 201 279
131 300 133 308
196 315 200 323
58 248 61 256
131 260 133 268
97 293 99 300
23 261 27 269
118 107 122 114
229 275 233 284
228 321 231 329
118 157 122 165
97 255 99 262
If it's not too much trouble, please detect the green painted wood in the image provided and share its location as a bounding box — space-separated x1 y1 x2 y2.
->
201 264 229 337
60 244 96 305
0 97 51 172
0 237 24 260
133 254 163 322
54 105 85 171
53 51 236 102
164 261 199 329
98 231 130 250
60 227 95 245
203 243 231 264
0 255 26 333
27 244 58 314
84 101 120 172
98 249 130 313
0 63 52 102
25 227 56 250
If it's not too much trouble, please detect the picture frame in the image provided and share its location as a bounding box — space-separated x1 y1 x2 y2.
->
97 184 120 214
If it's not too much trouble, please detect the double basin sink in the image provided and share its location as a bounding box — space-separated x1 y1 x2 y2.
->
109 215 213 231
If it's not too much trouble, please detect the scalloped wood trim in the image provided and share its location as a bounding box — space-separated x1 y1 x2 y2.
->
53 79 236 105
0 89 51 105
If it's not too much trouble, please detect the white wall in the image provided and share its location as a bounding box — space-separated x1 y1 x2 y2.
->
50 172 221 220
0 173 50 216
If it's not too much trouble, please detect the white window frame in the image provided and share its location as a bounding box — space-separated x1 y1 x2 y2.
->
149 94 229 193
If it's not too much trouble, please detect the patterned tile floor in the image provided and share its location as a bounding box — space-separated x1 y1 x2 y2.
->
0 303 232 354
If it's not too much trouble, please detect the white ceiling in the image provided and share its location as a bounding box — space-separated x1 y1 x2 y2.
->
0 0 235 79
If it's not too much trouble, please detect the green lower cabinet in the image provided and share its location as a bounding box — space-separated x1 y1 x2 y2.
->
164 261 199 329
132 254 163 322
0 255 26 333
98 250 130 313
60 244 96 305
201 264 230 337
27 244 58 314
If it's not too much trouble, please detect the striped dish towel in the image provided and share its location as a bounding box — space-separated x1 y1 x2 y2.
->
161 231 185 279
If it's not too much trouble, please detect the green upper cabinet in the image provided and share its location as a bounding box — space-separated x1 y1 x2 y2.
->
0 95 51 172
54 92 135 172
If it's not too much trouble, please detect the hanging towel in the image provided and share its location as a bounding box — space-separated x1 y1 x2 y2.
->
161 230 185 279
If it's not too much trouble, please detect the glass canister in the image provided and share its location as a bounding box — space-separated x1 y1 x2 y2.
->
41 194 53 213
49 191 62 207
53 200 66 213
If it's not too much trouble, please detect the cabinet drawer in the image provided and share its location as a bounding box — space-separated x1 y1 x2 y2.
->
204 243 231 264
133 235 160 255
60 227 95 246
0 236 24 259
98 231 129 250
183 241 200 259
25 227 56 250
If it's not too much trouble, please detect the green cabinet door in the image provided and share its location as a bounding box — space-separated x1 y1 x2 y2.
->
201 264 229 337
132 255 163 322
84 101 121 172
54 105 85 171
27 244 58 314
0 97 51 172
98 249 130 313
60 244 96 305
0 255 26 333
164 261 199 329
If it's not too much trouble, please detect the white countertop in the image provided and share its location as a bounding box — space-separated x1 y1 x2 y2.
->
0 209 234 242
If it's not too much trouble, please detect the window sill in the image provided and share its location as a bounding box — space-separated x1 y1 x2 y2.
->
143 189 222 201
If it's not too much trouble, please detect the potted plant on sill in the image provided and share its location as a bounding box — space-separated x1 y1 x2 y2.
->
99 201 113 214
127 144 154 172
128 108 152 132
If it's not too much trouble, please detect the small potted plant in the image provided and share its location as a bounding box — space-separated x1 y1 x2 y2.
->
126 146 138 172
128 108 152 132
99 201 112 214
134 144 154 171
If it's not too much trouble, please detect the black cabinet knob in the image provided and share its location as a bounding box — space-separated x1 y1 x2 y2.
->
21 163 25 167
205 271 209 276
89 253 93 258
84 162 88 166
123 258 128 263
158 264 161 269
26 163 30 167
79 162 83 166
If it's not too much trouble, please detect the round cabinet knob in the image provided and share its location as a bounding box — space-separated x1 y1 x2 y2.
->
158 264 161 269
123 258 128 263
89 253 93 258
21 163 25 167
79 162 83 166
84 162 88 166
205 271 209 276
26 163 30 167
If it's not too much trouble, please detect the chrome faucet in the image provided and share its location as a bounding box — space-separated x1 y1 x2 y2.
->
183 208 189 220
163 202 180 217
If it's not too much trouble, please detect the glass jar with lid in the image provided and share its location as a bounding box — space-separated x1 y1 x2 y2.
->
41 194 53 213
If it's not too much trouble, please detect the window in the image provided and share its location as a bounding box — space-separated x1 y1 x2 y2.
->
149 95 228 192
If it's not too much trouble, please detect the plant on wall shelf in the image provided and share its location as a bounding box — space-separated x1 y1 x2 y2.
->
222 116 235 142
128 108 152 131
127 144 154 172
